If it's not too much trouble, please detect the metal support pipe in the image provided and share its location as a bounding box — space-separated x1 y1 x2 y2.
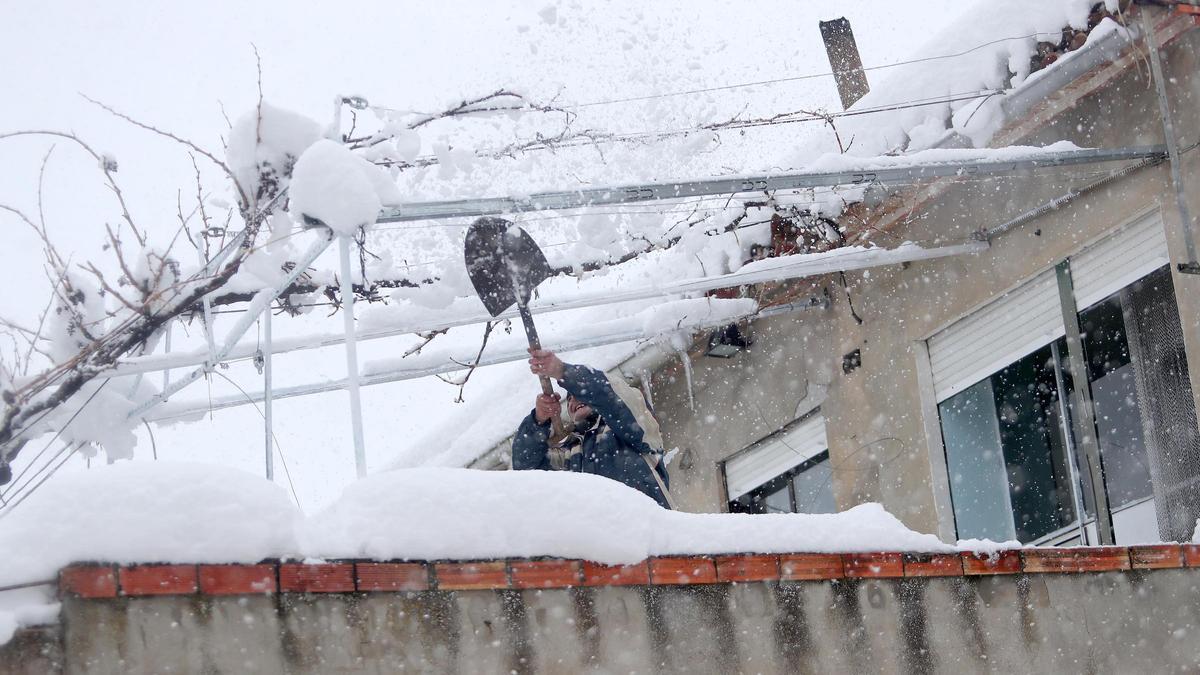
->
197 244 218 363
114 240 984 378
339 235 368 478
1055 261 1115 545
143 296 830 423
983 154 1165 241
1142 10 1200 274
1051 340 1091 545
161 322 172 396
263 308 274 482
125 227 335 422
375 145 1166 224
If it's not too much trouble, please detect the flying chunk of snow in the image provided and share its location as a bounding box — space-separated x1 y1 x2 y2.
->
290 139 399 235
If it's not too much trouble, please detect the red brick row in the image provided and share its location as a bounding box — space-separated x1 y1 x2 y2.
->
57 544 1200 597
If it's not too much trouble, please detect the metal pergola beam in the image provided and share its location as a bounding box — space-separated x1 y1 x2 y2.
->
113 240 986 378
376 145 1167 223
143 297 825 423
112 145 1156 426
141 239 989 422
111 146 1160 379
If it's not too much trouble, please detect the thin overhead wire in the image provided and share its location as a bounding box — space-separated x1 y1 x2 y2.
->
568 31 1065 108
210 370 303 511
0 379 111 505
398 89 1005 164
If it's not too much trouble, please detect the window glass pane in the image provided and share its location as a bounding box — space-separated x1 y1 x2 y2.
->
730 472 793 514
1079 296 1153 508
762 484 793 514
940 378 1016 542
940 344 1079 543
792 452 836 514
991 345 1076 541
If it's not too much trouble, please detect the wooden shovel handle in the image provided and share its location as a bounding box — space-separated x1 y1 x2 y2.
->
538 374 568 441
517 301 567 442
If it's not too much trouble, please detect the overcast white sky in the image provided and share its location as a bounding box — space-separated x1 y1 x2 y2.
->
0 0 980 509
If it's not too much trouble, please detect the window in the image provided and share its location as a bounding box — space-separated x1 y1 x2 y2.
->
939 342 1077 542
1109 268 1200 541
1078 292 1153 510
729 451 836 514
936 264 1199 544
722 412 835 514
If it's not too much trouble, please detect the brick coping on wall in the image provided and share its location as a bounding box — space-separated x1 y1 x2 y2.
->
56 544 1200 599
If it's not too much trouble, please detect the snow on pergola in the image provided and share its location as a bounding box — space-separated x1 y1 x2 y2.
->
107 143 1162 480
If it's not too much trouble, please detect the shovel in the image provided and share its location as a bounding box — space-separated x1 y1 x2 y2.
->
464 217 566 442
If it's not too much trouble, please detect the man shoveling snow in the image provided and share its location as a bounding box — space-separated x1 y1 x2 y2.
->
513 349 674 509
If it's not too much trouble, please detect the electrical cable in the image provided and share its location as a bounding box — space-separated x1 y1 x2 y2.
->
0 379 110 504
384 90 1004 167
211 369 304 511
568 31 1066 108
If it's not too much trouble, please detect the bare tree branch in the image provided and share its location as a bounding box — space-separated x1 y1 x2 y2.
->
436 321 496 403
80 95 249 210
402 329 449 358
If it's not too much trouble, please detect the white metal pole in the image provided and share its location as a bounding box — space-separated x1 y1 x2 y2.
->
1141 10 1200 273
196 240 218 363
263 308 274 482
338 235 368 478
161 321 172 395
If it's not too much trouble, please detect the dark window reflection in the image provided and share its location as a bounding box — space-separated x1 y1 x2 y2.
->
941 343 1077 543
730 452 836 514
1079 296 1153 508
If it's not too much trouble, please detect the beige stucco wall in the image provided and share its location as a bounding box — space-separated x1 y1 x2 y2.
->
647 21 1200 541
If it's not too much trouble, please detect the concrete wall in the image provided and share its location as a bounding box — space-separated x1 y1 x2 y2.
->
644 18 1200 541
8 562 1200 674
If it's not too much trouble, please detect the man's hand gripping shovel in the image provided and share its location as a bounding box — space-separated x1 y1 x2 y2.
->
464 217 569 446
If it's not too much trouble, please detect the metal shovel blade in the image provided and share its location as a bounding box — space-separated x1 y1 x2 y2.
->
464 217 554 317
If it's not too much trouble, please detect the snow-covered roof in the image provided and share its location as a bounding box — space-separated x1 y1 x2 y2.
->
374 0 1136 471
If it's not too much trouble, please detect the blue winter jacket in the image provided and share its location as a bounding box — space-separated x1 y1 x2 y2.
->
512 363 671 509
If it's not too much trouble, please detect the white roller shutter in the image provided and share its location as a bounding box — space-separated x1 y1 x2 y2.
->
926 212 1171 403
725 413 827 499
1071 211 1170 310
928 269 1064 403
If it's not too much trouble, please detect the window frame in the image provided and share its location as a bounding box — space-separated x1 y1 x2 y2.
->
932 259 1190 545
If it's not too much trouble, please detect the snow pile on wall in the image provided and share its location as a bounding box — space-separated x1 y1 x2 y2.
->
0 463 301 589
0 460 1008 644
306 468 955 565
0 461 969 581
